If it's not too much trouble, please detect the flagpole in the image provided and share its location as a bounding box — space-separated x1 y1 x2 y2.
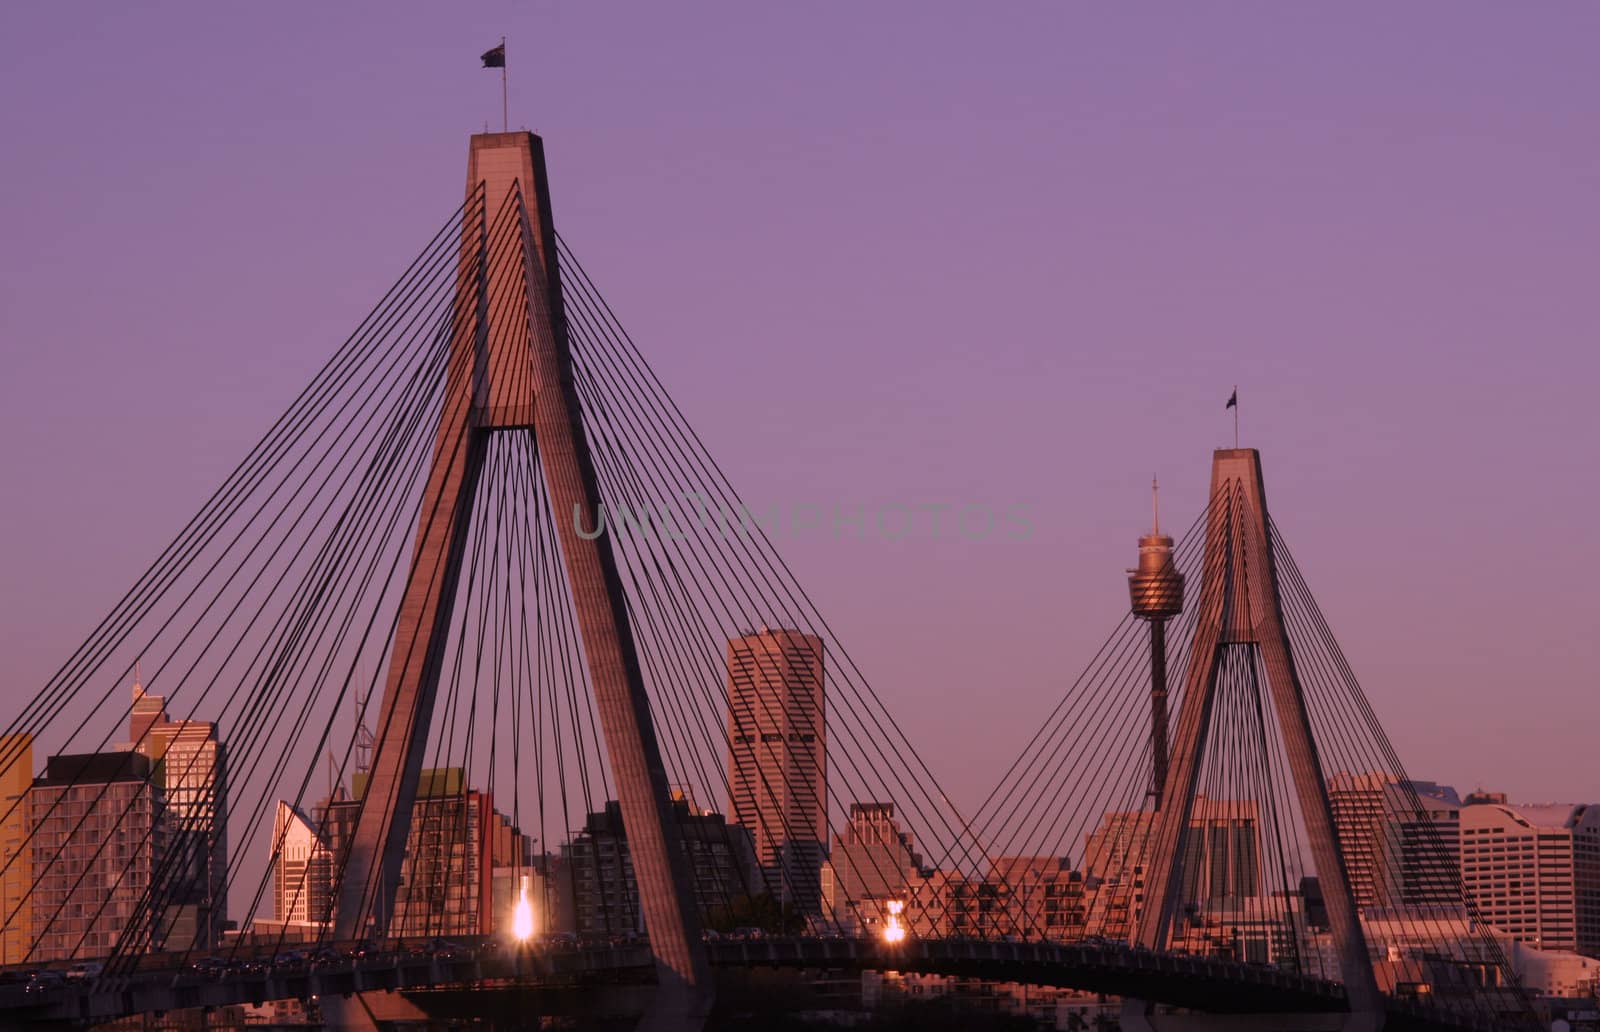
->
501 36 508 132
1233 384 1239 448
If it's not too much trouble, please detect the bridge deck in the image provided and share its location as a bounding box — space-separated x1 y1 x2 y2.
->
0 936 1502 1031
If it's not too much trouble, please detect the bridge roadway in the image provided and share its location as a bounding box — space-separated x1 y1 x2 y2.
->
0 936 1500 1030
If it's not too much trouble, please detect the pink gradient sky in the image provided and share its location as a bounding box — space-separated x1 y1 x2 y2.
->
1 4 1595 810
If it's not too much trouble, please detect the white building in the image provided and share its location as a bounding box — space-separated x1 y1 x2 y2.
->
1459 797 1600 956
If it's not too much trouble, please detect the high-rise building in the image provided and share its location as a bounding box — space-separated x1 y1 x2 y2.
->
1080 797 1261 940
125 677 228 951
320 768 533 938
560 796 760 936
1329 773 1461 908
29 752 166 961
1386 785 1462 907
1329 772 1391 908
1179 798 1261 904
0 733 33 964
271 801 333 930
1459 797 1600 955
726 627 825 914
826 803 924 931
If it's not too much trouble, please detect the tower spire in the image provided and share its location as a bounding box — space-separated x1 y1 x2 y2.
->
1129 480 1183 808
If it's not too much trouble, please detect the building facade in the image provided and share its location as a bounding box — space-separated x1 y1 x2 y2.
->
559 797 760 936
320 768 533 939
726 627 826 914
985 855 1087 942
1329 773 1461 909
1079 796 1261 941
28 752 166 961
0 733 32 964
1386 783 1462 907
826 803 925 933
1459 797 1600 956
125 677 228 951
271 801 333 930
1178 798 1261 904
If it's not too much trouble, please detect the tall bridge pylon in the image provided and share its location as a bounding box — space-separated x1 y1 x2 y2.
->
331 132 713 1029
1129 449 1383 1031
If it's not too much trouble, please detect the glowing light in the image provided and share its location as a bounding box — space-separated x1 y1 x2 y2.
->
881 899 907 945
512 874 535 942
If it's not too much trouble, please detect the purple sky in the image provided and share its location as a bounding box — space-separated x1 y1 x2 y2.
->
1 4 1596 811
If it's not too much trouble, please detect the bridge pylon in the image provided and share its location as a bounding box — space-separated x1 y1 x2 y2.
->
329 132 713 1031
1127 449 1383 1032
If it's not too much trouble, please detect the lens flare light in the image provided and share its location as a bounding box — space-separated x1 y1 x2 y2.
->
881 899 907 945
512 874 535 942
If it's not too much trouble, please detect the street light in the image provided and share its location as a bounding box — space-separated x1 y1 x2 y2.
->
512 874 535 942
881 900 907 945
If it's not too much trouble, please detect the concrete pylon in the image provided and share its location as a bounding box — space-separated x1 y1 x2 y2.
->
331 133 713 1031
1128 449 1383 1032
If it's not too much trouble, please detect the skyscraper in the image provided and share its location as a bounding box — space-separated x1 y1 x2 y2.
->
126 677 228 951
1329 773 1461 908
726 627 825 913
1328 772 1392 908
1386 784 1462 907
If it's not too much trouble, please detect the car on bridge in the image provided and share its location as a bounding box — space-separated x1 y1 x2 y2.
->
428 938 465 959
309 946 344 968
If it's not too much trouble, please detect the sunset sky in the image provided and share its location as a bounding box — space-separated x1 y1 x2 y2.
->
1 3 1596 811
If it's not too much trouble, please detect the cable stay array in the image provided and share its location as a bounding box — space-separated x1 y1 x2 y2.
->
968 478 1541 1029
0 181 996 991
0 140 1540 1032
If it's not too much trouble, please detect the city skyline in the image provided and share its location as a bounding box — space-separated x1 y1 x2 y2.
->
1 5 1596 815
11 653 1593 952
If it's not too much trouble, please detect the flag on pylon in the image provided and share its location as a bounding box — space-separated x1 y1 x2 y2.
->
481 43 506 68
1225 388 1237 410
